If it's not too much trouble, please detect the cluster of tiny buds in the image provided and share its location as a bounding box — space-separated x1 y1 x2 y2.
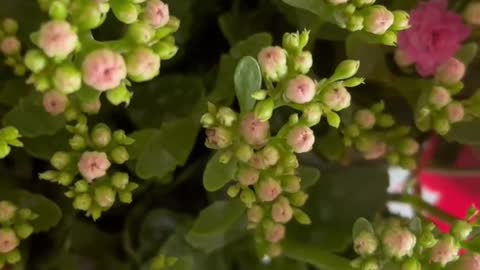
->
0 18 26 76
342 102 419 169
0 201 37 267
325 0 409 45
352 216 478 270
0 127 23 159
22 0 179 114
39 118 137 219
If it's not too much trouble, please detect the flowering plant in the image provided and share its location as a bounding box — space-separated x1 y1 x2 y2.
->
1 0 480 269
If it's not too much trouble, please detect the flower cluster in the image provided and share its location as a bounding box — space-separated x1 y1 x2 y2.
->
0 201 37 267
0 18 25 76
39 112 137 220
24 0 179 110
342 102 419 169
201 30 363 256
0 127 22 159
351 213 480 270
325 0 409 45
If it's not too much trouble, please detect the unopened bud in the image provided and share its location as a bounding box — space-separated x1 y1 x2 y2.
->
271 197 293 223
447 102 465 123
261 145 280 167
289 191 308 207
24 49 47 72
237 167 260 186
205 127 233 149
399 139 419 155
0 228 19 253
382 227 416 259
73 193 92 211
235 144 253 162
127 22 154 44
112 172 129 190
227 185 240 198
354 231 378 256
254 98 274 121
112 1 138 24
110 146 129 164
265 223 285 243
282 32 300 51
107 85 132 106
435 58 465 85
355 109 376 129
1 37 21 55
247 205 264 224
293 51 313 74
286 125 315 153
363 6 394 35
95 186 116 208
257 178 282 202
433 117 450 135
430 235 459 266
240 188 256 207
216 107 237 127
394 49 414 67
91 124 112 148
2 18 18 34
240 113 270 147
302 103 322 126
0 201 16 222
322 86 351 111
257 46 287 81
392 10 410 31
50 151 70 170
151 41 178 60
54 64 82 94
452 220 472 241
464 2 480 26
285 75 316 104
347 14 364 31
15 223 33 239
331 60 360 81
429 86 451 109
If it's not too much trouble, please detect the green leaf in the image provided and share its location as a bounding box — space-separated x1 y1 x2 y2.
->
186 200 246 253
446 119 480 145
345 33 390 80
297 166 321 190
3 92 65 138
0 188 61 232
316 129 346 161
22 129 70 160
281 0 332 17
352 218 374 239
234 56 262 113
203 151 237 192
326 111 340 128
165 256 194 270
230 33 273 59
75 87 101 104
456 42 478 65
0 79 30 107
160 118 201 166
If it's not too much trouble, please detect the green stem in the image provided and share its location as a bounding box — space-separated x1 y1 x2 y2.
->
282 240 354 270
388 194 458 224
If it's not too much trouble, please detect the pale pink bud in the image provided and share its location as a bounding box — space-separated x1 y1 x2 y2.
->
465 2 480 26
247 205 264 224
81 100 102 114
364 141 386 160
77 151 111 182
248 153 268 170
82 49 127 92
382 227 416 259
0 228 19 253
240 113 270 147
400 139 419 155
257 46 287 81
285 75 316 104
1 37 20 55
38 21 78 58
429 86 451 109
237 167 260 186
364 6 395 35
286 126 315 154
43 91 68 116
126 47 161 82
265 223 286 243
457 253 480 270
435 58 465 85
145 0 170 28
261 145 280 167
394 49 413 67
322 86 351 111
271 197 293 223
257 177 282 202
447 102 465 123
355 109 376 129
431 236 459 266
0 201 16 222
293 51 313 74
354 231 378 256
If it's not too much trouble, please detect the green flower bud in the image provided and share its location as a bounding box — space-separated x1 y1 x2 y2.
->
240 188 256 208
355 109 376 129
430 235 459 266
0 126 20 141
110 146 129 164
216 107 237 127
91 124 112 148
354 231 378 256
254 98 274 122
235 144 253 163
377 114 395 127
399 139 419 156
343 77 365 87
112 172 129 190
15 223 33 239
327 0 348 6
247 205 263 224
18 208 35 220
106 85 132 106
24 49 47 72
73 193 92 211
50 151 70 170
363 5 394 35
447 102 465 123
57 172 74 186
419 231 437 248
429 86 451 109
126 47 161 82
95 186 116 208
49 1 68 20
392 10 410 31
381 31 398 46
302 103 322 126
69 134 86 150
433 117 450 135
0 142 11 159
382 227 416 259
452 220 472 241
111 1 139 24
113 130 135 145
347 14 364 31
331 60 360 81
289 191 308 207
293 51 313 74
74 180 89 193
39 170 58 181
205 127 232 149
353 0 375 7
401 258 420 270
119 191 133 203
362 259 379 270
53 64 82 94
251 90 267 100
282 175 301 193
227 185 240 198
293 208 311 225
282 32 300 51
127 22 154 44
299 29 310 49
0 201 16 222
2 18 18 34
152 41 178 60
71 2 104 30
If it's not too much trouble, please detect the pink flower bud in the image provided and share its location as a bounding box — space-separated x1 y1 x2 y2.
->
394 49 414 67
293 51 313 74
38 21 78 58
465 2 480 26
0 201 16 222
261 145 280 167
1 37 20 55
354 231 378 256
429 86 451 109
435 58 465 85
364 6 395 35
81 100 102 114
285 75 316 104
457 253 480 270
126 47 161 82
271 197 293 223
257 177 282 202
265 223 286 243
382 227 416 259
400 139 419 156
447 102 465 123
237 167 260 186
42 91 68 116
355 109 376 129
248 153 268 170
240 113 270 147
286 125 315 153
0 228 19 253
247 205 264 224
364 141 386 160
145 0 170 28
82 49 127 92
282 175 301 193
430 236 459 266
322 86 351 111
78 151 111 182
257 46 287 81
205 127 232 149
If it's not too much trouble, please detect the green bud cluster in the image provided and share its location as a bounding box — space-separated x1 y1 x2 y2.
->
342 102 419 169
0 200 37 267
325 1 409 45
148 254 179 270
39 112 137 220
351 214 478 270
0 18 26 76
200 31 363 257
0 127 23 159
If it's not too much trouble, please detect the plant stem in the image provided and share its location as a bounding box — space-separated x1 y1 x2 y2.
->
388 194 458 224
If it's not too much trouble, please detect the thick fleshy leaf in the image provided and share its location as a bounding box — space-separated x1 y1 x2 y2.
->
0 79 30 107
281 0 332 17
22 129 70 160
3 92 65 138
352 218 374 239
446 119 480 145
297 166 321 190
316 129 346 161
456 42 478 65
234 56 262 113
230 33 273 59
186 200 246 253
203 151 237 192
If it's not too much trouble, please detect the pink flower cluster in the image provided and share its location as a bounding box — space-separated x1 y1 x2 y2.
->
398 0 471 77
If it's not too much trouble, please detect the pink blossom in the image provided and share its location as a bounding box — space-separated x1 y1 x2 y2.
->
43 91 68 116
265 224 285 243
0 228 19 253
82 49 127 91
257 178 282 202
38 21 78 58
78 151 111 182
1 37 20 55
398 0 471 77
145 0 170 28
286 126 315 153
240 113 270 147
285 75 316 104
